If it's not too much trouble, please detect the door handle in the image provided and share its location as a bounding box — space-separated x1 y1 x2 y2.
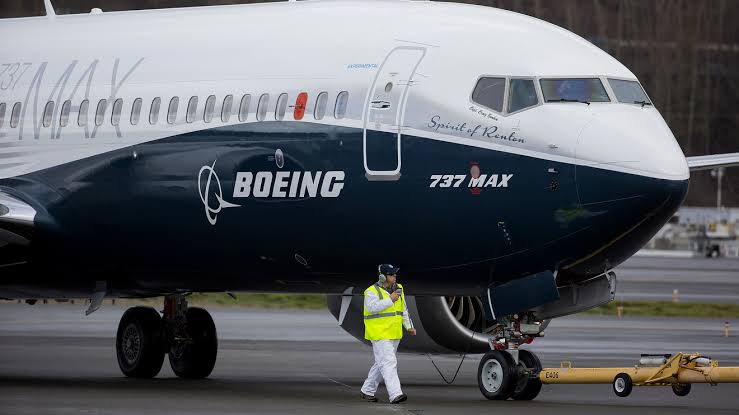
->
371 100 391 109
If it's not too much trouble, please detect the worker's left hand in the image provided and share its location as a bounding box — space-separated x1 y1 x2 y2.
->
407 328 417 336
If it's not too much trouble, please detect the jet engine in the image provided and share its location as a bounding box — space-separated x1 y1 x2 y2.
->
327 270 616 353
327 294 492 353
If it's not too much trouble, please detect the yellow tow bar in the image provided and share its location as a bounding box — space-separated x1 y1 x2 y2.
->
539 353 739 397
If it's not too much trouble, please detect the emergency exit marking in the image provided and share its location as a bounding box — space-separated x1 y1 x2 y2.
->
294 92 308 120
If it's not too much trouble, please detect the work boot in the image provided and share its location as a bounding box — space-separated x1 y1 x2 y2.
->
360 392 378 402
390 394 407 404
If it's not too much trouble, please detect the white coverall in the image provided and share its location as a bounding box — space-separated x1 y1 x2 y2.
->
360 285 414 401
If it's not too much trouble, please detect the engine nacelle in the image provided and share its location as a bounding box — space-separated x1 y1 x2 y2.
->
327 271 615 353
327 294 491 353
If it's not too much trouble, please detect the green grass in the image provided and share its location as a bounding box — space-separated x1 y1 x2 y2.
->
7 294 739 318
149 295 739 318
583 300 739 318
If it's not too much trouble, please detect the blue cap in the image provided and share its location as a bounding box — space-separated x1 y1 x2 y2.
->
379 264 400 275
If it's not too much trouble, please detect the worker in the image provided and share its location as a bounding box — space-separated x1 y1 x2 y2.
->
360 264 416 404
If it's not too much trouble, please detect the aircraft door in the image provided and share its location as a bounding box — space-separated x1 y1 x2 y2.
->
363 46 426 180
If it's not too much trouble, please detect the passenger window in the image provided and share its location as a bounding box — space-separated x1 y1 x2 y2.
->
130 98 142 125
204 95 216 123
471 77 506 112
238 94 251 122
10 103 21 128
540 78 610 103
275 93 288 121
256 94 269 121
78 100 89 127
149 97 161 125
186 96 198 123
167 97 179 124
314 92 327 120
60 100 71 127
221 94 233 122
111 98 123 126
0 103 5 129
43 101 54 127
608 79 651 105
95 99 107 126
10 103 22 128
507 79 538 113
334 91 349 119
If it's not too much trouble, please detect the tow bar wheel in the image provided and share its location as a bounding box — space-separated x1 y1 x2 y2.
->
613 373 633 397
478 350 517 400
672 383 691 397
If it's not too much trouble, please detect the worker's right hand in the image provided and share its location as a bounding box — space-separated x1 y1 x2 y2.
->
390 292 400 302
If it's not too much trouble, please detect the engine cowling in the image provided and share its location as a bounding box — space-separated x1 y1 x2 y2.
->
327 294 491 353
327 271 616 353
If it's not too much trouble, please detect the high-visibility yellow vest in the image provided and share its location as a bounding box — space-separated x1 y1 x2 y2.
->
363 283 406 341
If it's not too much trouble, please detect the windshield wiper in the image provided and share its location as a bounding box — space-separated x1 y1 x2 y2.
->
547 98 591 105
634 100 653 108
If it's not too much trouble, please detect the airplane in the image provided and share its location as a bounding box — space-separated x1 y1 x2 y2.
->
1 0 738 400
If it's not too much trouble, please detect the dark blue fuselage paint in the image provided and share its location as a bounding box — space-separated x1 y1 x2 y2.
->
0 122 688 297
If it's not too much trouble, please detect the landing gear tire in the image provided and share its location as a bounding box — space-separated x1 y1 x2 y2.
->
613 373 633 397
478 351 517 400
116 306 165 378
169 307 218 379
672 383 691 397
512 350 543 400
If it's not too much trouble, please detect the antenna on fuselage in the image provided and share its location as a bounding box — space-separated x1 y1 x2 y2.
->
44 0 56 18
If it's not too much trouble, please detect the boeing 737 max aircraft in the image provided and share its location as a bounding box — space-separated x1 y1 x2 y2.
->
0 0 737 400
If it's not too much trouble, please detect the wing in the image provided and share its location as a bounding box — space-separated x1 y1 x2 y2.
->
686 152 739 171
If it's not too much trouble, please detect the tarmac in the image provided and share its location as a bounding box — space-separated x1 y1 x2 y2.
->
615 256 739 303
1 302 738 415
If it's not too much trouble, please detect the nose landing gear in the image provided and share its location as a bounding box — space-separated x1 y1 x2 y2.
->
477 313 546 401
115 294 218 379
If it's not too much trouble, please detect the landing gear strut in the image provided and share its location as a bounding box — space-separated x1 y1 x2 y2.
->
477 313 545 401
115 294 218 379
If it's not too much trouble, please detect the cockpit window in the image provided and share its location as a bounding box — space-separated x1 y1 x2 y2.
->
508 79 539 113
471 77 506 112
540 78 610 104
608 79 651 105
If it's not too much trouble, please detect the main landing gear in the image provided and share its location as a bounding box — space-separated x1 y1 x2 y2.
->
477 312 545 400
115 294 217 379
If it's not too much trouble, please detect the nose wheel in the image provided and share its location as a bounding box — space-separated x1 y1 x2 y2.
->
477 349 543 401
512 349 543 400
478 351 517 400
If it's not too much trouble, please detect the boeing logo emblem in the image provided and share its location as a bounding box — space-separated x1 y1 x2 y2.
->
198 161 240 226
198 157 346 226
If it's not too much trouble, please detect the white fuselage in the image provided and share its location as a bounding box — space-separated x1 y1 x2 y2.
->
0 0 688 182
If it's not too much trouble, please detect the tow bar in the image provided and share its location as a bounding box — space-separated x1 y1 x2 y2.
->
539 353 739 397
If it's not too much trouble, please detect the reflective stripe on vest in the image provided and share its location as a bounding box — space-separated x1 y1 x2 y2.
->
363 283 405 341
364 311 404 320
373 284 384 300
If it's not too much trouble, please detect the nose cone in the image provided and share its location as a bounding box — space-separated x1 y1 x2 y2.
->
571 106 689 273
576 106 689 181
576 106 689 207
